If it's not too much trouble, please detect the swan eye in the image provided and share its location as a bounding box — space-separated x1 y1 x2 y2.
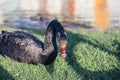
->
58 31 67 40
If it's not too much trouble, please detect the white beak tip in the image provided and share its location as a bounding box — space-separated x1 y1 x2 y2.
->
62 54 66 58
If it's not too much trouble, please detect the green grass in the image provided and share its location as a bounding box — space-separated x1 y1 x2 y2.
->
0 27 120 80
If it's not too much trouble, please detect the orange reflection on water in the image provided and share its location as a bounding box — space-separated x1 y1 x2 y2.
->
94 0 109 29
69 0 75 17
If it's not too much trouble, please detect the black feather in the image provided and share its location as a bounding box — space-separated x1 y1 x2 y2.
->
0 20 67 65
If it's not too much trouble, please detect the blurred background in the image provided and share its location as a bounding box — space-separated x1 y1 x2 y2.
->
0 0 120 80
0 0 120 29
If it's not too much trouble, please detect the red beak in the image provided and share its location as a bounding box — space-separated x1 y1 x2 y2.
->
60 44 66 58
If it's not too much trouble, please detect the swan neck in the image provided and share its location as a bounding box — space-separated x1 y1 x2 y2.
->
43 26 57 55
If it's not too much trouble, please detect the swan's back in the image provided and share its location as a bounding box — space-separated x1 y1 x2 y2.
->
0 31 44 64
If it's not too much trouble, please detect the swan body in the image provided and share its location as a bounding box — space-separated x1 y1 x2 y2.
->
0 20 67 65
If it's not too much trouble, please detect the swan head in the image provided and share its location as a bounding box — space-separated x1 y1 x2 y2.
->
58 32 67 58
59 41 67 58
49 19 68 58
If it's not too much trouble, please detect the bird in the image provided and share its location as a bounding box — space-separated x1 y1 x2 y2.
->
0 20 67 65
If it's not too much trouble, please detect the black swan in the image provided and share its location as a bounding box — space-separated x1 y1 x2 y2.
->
0 20 67 65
